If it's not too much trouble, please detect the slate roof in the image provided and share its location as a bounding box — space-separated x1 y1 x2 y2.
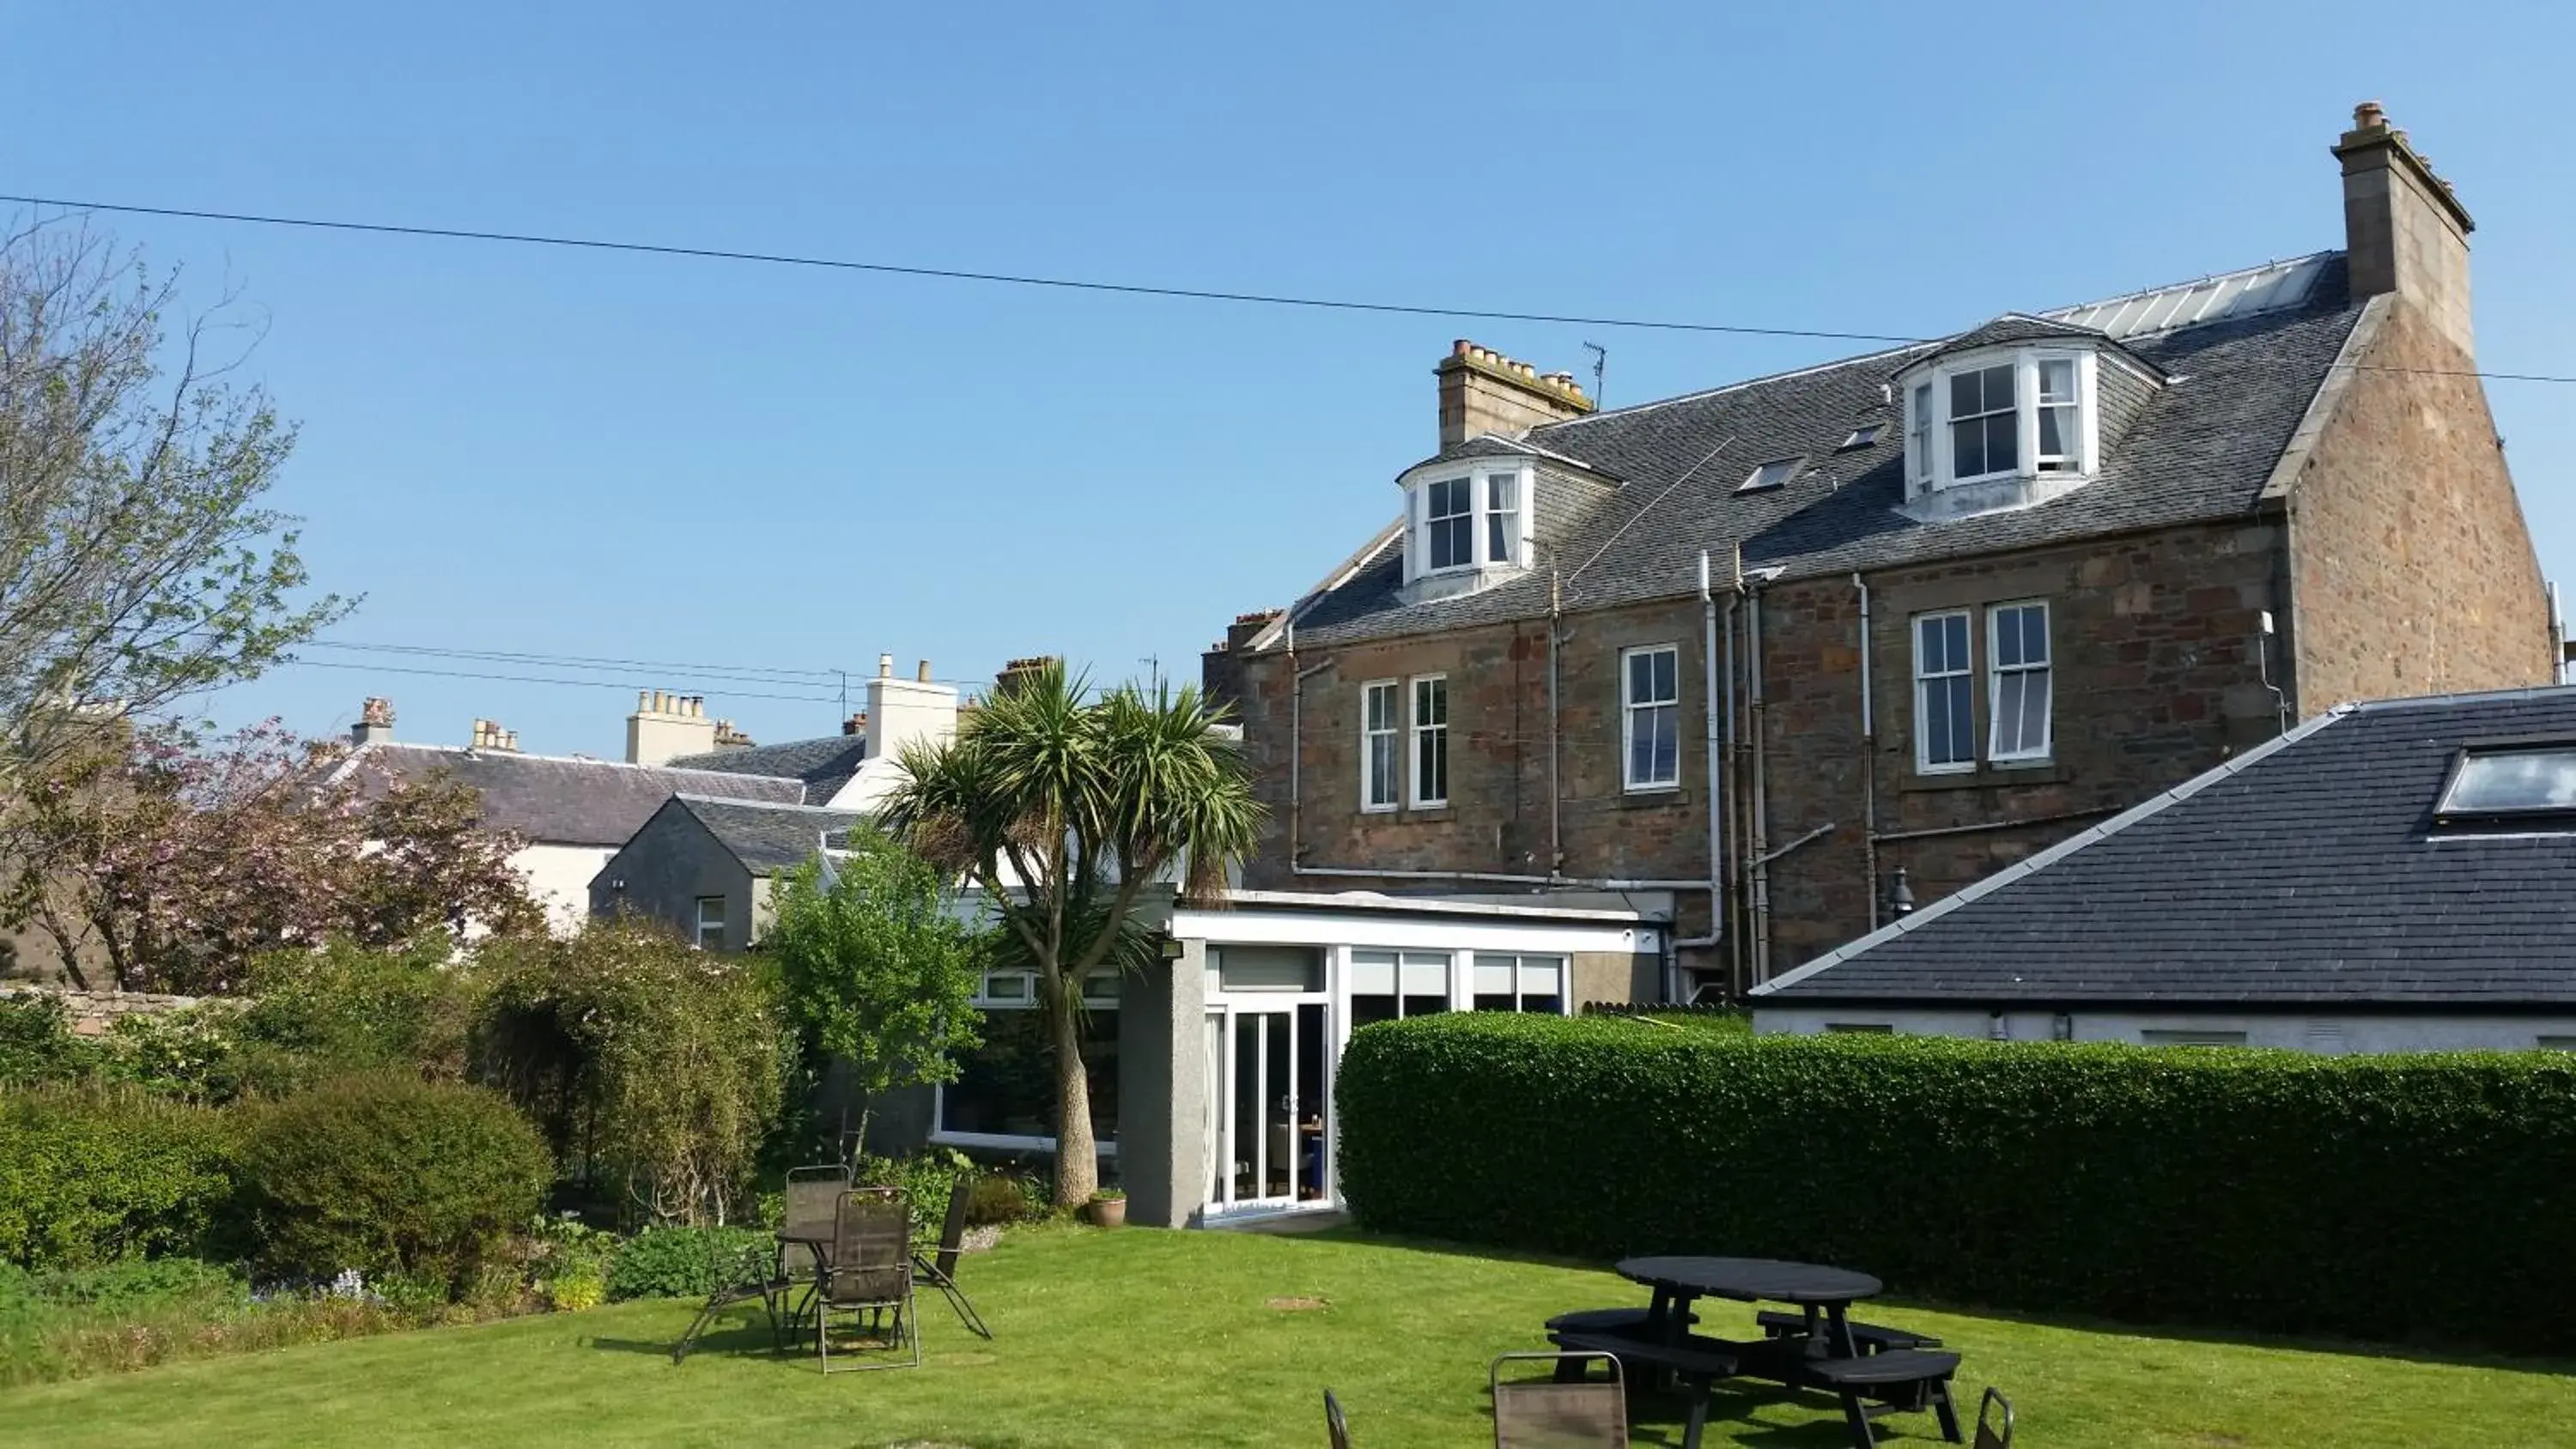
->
1753 688 2576 1009
1280 254 2366 650
673 795 863 875
668 734 868 803
348 744 805 847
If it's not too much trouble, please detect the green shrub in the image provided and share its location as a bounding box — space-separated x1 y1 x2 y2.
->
0 996 106 1087
234 1073 550 1293
237 939 483 1090
1336 1015 2576 1353
605 1225 774 1301
964 1170 1047 1227
0 1086 237 1270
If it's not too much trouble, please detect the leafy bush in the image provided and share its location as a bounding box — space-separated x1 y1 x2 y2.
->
965 1169 1051 1227
234 939 485 1091
605 1224 775 1302
854 1149 979 1240
234 1073 550 1293
0 995 106 1086
476 923 788 1225
1336 1015 2576 1353
526 1215 618 1311
0 1085 237 1270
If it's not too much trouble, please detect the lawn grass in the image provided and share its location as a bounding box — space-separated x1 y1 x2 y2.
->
3 1225 2565 1448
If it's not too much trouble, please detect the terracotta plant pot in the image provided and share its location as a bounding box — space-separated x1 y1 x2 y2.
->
1084 1197 1127 1228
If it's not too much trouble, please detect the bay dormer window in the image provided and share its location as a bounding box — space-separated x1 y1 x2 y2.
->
1400 458 1536 601
1898 345 2105 522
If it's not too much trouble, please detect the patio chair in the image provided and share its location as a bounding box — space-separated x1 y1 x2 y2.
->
1974 1387 2014 1448
1491 1350 1626 1448
817 1187 920 1373
775 1163 853 1340
1323 1388 1353 1448
912 1173 993 1339
669 1228 790 1364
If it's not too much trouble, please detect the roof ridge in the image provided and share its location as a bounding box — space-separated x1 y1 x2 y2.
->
357 739 805 784
674 792 861 814
2346 682 2576 714
1753 702 2358 997
1531 343 1938 433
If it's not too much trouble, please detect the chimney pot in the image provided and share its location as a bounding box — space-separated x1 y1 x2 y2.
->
2353 99 2386 130
916 658 933 682
636 689 650 712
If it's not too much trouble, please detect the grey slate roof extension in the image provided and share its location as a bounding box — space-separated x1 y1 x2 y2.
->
1280 255 2366 650
673 795 864 875
349 744 805 847
667 735 869 803
1753 688 2576 1009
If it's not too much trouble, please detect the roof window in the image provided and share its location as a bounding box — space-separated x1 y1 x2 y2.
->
1737 458 1803 494
2434 743 2576 825
1838 424 1883 452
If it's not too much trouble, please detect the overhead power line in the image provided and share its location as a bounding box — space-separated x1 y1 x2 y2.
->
297 638 842 687
275 656 841 704
10 193 2567 382
0 192 1923 344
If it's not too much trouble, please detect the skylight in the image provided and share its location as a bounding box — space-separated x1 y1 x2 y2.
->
2433 743 2576 822
1737 458 1802 494
1838 425 1883 452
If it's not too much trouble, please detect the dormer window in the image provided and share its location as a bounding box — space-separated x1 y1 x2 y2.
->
1400 458 1535 597
1425 476 1473 570
1897 345 2104 522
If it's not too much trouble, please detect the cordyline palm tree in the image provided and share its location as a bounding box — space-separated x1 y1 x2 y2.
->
882 660 1263 1207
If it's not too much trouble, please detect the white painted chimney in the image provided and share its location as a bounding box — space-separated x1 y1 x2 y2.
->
866 655 957 764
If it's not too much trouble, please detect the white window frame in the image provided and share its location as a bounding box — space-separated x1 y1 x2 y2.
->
1422 476 1473 572
1913 609 1976 775
1945 360 2021 485
693 894 727 950
1986 601 2053 763
1409 674 1449 809
1905 349 2100 493
1403 462 1534 584
1908 382 1934 491
1469 953 1572 1015
1620 644 1681 792
1485 470 1521 566
1359 679 1400 813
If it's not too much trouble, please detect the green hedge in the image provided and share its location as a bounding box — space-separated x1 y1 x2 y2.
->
234 1074 551 1292
1335 1015 2576 1353
0 1087 237 1270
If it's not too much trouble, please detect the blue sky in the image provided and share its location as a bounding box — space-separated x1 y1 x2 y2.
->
10 1 2573 756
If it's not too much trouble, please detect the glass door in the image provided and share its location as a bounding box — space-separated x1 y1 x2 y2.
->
1209 1003 1323 1213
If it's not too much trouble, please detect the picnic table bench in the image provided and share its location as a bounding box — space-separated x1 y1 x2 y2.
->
1545 1257 1965 1449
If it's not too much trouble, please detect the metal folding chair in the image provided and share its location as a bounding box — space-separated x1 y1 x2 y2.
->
817 1186 920 1373
912 1173 993 1339
1491 1350 1627 1448
1975 1386 2014 1448
669 1229 789 1363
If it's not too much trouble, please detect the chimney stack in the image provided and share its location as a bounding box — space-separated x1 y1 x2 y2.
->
864 650 960 764
469 718 520 753
351 696 396 748
625 687 720 766
1435 339 1595 449
841 710 869 737
2335 100 2476 356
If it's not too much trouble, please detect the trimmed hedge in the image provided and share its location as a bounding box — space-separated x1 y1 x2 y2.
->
0 1086 237 1270
1336 1014 2576 1353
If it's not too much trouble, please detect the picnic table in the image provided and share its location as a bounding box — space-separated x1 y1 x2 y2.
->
1546 1256 1963 1449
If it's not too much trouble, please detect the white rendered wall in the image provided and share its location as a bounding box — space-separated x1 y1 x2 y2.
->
1753 1006 2576 1053
513 843 613 936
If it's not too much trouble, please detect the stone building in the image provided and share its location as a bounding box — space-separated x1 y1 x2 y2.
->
1206 106 2555 997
